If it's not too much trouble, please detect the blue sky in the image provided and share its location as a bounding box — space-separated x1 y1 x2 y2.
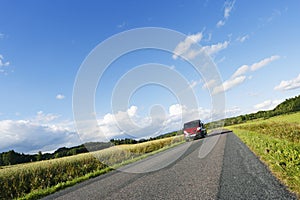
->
0 0 300 153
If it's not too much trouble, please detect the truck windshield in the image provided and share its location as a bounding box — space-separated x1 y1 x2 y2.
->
184 120 200 129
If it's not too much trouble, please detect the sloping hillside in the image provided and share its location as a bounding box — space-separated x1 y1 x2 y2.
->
209 95 300 127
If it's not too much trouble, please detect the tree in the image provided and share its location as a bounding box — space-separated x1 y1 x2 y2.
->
2 150 18 165
36 151 43 161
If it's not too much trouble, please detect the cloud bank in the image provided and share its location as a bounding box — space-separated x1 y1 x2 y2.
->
274 73 300 91
172 32 229 60
0 118 80 154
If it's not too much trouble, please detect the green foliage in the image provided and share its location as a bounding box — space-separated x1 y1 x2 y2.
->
156 130 183 139
36 151 42 161
273 95 300 115
234 122 300 143
231 129 300 197
228 112 300 197
207 95 300 128
110 138 138 145
0 150 36 166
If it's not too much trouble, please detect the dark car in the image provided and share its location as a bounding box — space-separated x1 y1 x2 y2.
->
183 120 207 141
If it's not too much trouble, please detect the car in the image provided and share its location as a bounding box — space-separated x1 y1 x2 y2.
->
183 120 207 142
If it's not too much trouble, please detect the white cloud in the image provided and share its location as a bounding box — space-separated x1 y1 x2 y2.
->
200 41 229 56
237 35 249 43
0 113 79 153
177 40 229 60
173 32 203 59
169 104 183 116
190 81 197 88
232 65 249 78
213 76 246 94
216 20 225 28
224 0 235 18
0 33 4 39
216 0 235 27
35 111 59 123
96 104 212 141
188 80 202 89
274 73 300 91
0 103 210 154
172 31 229 60
127 105 138 117
56 94 65 100
97 106 153 139
165 104 211 127
202 79 217 90
220 76 246 92
212 55 280 95
250 55 280 71
254 99 283 111
0 103 213 154
0 54 10 67
230 55 280 79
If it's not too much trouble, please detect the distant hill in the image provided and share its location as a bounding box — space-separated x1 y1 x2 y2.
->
207 94 300 127
272 95 300 115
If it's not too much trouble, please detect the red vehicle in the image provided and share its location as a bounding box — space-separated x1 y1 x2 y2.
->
183 120 207 141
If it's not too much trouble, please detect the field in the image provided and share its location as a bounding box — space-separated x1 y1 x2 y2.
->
228 112 300 197
0 135 184 200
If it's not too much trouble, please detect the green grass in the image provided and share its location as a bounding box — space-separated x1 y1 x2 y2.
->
0 135 184 200
228 112 300 197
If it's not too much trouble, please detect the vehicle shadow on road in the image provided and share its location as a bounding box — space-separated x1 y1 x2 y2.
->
204 129 232 138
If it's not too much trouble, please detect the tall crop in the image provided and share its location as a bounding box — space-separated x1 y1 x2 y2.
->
0 136 183 199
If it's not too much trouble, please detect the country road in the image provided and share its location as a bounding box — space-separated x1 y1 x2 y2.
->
43 131 296 200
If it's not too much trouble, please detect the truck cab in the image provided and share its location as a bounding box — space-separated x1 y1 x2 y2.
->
183 120 207 142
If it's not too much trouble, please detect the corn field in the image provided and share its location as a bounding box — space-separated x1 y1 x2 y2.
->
0 135 184 199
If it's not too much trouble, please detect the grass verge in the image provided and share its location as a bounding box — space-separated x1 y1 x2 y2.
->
228 114 300 198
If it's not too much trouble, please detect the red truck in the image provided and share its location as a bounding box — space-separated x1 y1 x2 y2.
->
183 120 207 142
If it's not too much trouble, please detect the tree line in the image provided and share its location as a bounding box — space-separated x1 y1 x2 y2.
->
207 94 300 128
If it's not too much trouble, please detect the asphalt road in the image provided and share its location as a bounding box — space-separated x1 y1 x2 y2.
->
43 131 297 200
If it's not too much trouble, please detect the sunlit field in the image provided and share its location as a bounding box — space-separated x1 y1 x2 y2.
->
0 136 184 199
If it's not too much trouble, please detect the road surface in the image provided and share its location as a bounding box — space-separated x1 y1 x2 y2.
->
43 131 296 200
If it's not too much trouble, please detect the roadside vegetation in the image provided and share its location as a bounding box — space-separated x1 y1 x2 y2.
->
228 112 300 197
0 130 182 167
0 135 184 200
207 94 300 128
